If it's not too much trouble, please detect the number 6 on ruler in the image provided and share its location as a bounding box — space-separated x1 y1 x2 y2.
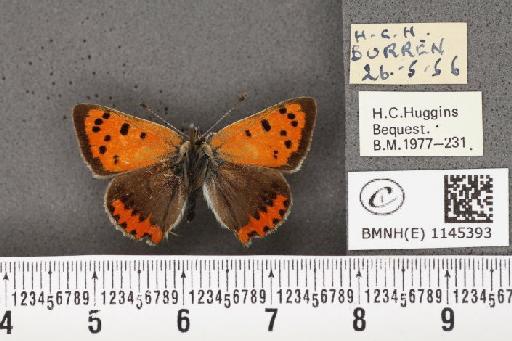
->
177 309 190 333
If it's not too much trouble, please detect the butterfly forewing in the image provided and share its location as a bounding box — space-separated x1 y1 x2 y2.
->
73 104 183 176
209 97 316 172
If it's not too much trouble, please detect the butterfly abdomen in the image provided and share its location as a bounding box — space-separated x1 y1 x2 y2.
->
185 189 200 222
182 137 211 223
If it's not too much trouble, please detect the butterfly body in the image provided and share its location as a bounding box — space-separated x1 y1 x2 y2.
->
73 97 316 246
177 126 213 222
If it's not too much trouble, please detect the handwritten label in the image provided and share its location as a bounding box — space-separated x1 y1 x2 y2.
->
348 168 509 250
359 91 483 156
350 23 467 84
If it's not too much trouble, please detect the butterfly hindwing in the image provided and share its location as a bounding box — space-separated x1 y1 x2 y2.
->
105 161 187 245
73 104 183 176
203 161 292 246
209 97 316 173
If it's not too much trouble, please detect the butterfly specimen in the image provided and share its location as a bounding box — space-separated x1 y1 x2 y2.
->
73 97 316 246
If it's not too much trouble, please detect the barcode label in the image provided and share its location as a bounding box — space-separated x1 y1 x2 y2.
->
348 168 509 250
445 175 494 223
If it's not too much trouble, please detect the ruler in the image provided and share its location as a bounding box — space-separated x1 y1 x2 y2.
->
0 256 511 340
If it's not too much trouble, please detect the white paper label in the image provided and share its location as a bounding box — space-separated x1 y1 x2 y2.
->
359 91 483 156
350 22 467 84
348 168 509 250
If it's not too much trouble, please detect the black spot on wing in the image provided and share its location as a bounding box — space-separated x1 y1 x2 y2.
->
261 119 271 132
120 123 130 135
248 231 258 238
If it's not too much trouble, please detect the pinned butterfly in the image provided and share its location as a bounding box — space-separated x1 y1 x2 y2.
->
73 97 316 246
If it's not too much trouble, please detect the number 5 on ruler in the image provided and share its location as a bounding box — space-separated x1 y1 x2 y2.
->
88 310 101 334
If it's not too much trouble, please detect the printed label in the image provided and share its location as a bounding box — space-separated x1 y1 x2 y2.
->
359 91 483 156
350 23 467 84
348 168 509 250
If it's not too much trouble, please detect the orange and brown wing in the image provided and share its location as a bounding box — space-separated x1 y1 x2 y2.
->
203 162 292 247
209 97 316 173
105 161 187 245
73 104 182 176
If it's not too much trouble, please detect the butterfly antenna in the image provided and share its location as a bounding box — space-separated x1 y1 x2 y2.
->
140 103 186 137
201 92 248 138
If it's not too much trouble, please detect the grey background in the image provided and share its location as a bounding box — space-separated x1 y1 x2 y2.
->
2 0 510 257
0 0 344 256
344 0 512 254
